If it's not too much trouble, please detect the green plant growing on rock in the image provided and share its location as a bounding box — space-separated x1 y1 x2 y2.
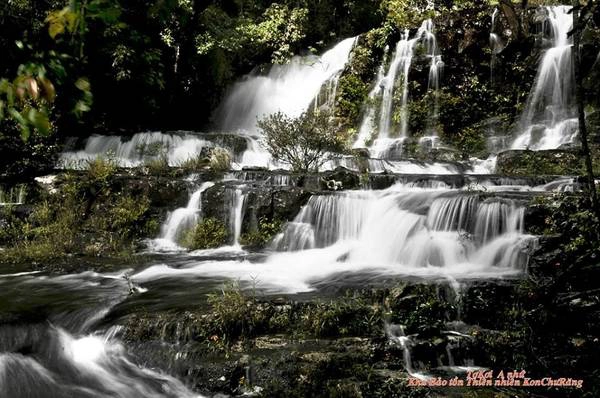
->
336 74 369 127
208 147 231 172
144 154 170 175
302 294 382 338
206 280 270 344
182 217 228 250
177 153 210 173
454 125 488 160
239 217 282 249
86 155 118 186
258 110 348 172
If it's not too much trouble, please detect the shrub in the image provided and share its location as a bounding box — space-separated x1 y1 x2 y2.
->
208 147 232 172
206 280 269 343
239 217 283 249
86 156 118 185
178 153 210 173
258 110 348 172
144 154 170 175
182 217 228 250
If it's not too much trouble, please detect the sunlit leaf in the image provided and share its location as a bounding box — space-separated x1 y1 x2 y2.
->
48 20 65 39
9 108 30 141
27 108 51 136
75 77 91 91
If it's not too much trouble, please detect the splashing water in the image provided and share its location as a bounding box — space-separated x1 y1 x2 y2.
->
0 326 203 398
60 132 217 168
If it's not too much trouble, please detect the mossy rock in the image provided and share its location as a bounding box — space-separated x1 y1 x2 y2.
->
496 149 583 176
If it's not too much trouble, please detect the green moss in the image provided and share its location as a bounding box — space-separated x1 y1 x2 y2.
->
181 217 228 250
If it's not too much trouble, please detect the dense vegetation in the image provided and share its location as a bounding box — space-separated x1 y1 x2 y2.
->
2 1 600 179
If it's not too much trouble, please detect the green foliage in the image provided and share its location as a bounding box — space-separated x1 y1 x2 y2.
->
0 64 56 141
208 147 232 172
541 192 600 256
0 171 155 264
178 153 210 173
144 154 170 175
239 217 283 249
195 3 309 63
258 110 349 172
453 125 488 159
302 295 382 338
496 150 585 176
236 4 309 63
380 0 435 29
86 155 118 185
387 283 453 335
182 217 228 250
206 280 268 343
336 74 369 128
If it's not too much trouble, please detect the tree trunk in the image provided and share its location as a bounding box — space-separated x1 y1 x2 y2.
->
572 0 600 216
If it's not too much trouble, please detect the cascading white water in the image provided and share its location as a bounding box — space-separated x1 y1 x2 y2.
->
60 132 216 168
379 31 415 139
354 20 443 158
512 6 578 150
153 182 215 251
422 19 444 136
229 189 247 247
273 184 530 270
354 48 389 148
0 326 203 398
0 185 25 205
134 183 534 293
216 37 357 133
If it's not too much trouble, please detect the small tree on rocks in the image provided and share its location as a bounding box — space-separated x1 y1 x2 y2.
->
258 110 348 172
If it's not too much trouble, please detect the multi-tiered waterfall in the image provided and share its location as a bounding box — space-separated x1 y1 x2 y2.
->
512 6 578 150
59 38 358 171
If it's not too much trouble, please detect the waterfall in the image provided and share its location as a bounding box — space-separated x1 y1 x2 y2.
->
379 31 415 139
512 6 578 150
0 185 26 205
423 19 444 137
216 37 357 133
273 185 531 270
489 8 504 85
152 182 215 251
385 323 430 380
60 132 216 168
229 189 247 247
354 19 442 157
353 47 389 148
